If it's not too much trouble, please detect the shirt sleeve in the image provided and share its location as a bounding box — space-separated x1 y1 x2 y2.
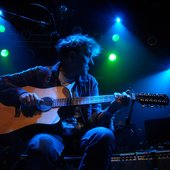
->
0 66 45 106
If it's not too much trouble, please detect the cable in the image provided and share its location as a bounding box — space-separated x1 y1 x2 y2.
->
30 3 60 40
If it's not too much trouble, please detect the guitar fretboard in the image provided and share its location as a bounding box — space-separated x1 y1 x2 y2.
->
53 95 115 107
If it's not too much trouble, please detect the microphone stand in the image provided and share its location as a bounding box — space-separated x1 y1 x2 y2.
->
0 9 50 26
125 100 135 133
125 88 135 133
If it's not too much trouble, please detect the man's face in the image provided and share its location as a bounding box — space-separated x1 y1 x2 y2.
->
61 50 93 77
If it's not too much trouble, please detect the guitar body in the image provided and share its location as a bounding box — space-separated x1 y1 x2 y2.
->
0 86 70 134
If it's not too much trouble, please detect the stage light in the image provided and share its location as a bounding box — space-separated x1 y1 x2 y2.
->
116 17 121 23
109 53 117 61
112 34 120 42
0 10 2 16
1 49 9 57
0 24 5 32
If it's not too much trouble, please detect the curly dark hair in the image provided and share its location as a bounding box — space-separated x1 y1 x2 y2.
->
55 34 102 59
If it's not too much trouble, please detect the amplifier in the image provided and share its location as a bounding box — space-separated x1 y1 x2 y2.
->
111 149 170 162
111 150 170 170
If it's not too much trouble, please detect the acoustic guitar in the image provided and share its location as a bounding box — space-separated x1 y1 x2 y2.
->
0 86 169 134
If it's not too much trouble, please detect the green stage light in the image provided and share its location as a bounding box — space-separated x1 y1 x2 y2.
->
0 24 5 33
109 53 117 61
112 34 120 42
1 49 9 57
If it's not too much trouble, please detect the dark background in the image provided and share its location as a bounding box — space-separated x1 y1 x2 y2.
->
0 0 169 58
0 0 169 66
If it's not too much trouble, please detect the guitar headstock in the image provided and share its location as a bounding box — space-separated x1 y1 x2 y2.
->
134 93 169 108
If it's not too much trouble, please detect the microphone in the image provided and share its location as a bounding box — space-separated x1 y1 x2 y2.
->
39 21 50 26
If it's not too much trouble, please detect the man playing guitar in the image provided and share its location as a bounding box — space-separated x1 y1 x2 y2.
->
0 33 131 170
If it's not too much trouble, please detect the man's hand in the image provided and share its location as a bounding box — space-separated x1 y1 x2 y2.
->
114 92 131 107
105 92 131 114
19 92 42 117
19 92 39 106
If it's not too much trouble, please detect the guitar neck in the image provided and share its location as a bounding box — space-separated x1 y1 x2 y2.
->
73 95 115 105
52 92 169 107
53 95 115 107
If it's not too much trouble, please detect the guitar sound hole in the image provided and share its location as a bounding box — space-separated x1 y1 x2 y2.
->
36 97 53 112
